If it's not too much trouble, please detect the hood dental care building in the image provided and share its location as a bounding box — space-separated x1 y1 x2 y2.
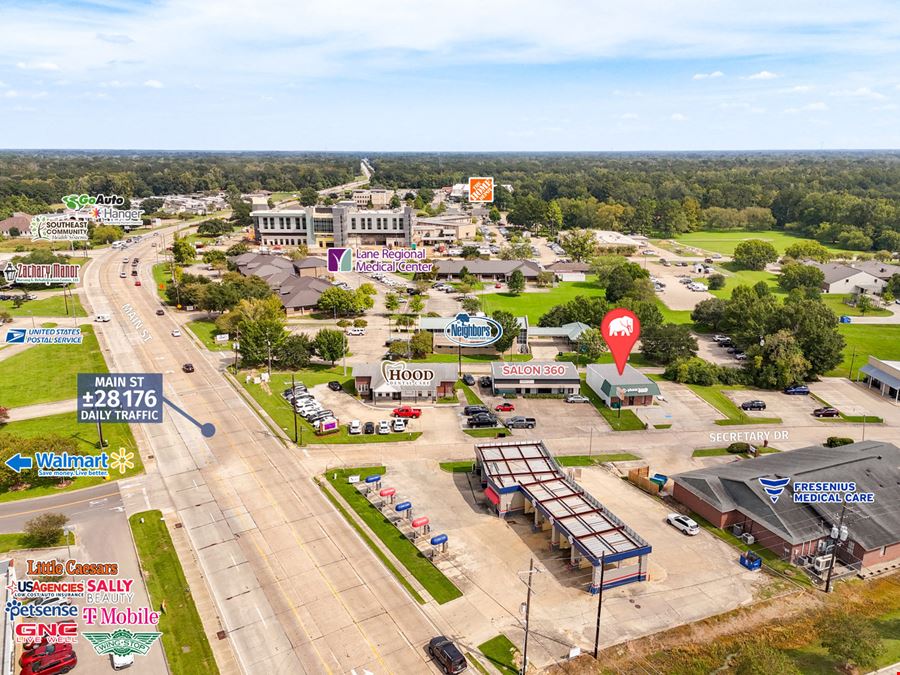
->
353 362 457 403
490 361 580 396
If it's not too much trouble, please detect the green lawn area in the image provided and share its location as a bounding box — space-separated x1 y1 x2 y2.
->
152 262 178 301
655 298 695 325
0 412 142 502
0 531 74 554
326 467 462 604
463 428 508 438
820 293 892 318
186 319 231 351
557 351 653 368
129 511 219 675
670 230 849 256
827 324 900 378
687 384 783 426
479 276 604 323
703 263 783 299
459 382 483 406
477 634 519 675
239 366 422 445
439 461 476 473
439 453 638 473
578 377 646 431
692 446 780 457
412 353 532 363
0 294 87 317
0 324 106 407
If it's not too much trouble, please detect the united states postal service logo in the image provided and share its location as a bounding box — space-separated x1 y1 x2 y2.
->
5 329 26 344
468 177 494 203
327 248 352 273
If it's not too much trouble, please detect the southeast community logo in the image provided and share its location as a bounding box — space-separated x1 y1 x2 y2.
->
327 247 353 272
29 214 91 242
83 629 162 659
444 312 503 348
468 177 494 203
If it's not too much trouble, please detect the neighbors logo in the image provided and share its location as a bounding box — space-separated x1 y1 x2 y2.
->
468 177 494 203
84 629 162 659
759 477 876 504
327 247 353 272
444 312 503 348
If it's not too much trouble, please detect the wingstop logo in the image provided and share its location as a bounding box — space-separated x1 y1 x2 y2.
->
759 477 791 504
327 248 353 273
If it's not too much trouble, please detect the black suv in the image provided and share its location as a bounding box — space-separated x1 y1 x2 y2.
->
468 414 497 428
327 380 342 392
479 376 492 388
464 405 489 416
740 400 766 411
428 636 468 674
461 374 475 386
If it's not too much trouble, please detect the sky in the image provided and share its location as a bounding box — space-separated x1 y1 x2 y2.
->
1 0 900 151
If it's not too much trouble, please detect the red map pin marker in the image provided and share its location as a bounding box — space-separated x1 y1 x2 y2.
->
601 308 641 375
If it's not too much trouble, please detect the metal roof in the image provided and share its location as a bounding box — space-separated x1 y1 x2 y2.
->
476 440 650 564
490 361 580 381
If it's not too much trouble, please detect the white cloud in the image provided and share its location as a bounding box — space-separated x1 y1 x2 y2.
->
16 61 59 71
789 85 814 93
3 89 47 99
747 70 779 80
874 103 899 111
785 101 828 113
0 81 5 88
96 33 134 44
692 70 724 80
143 79 163 88
670 112 688 121
830 86 887 100
99 80 127 88
620 112 639 120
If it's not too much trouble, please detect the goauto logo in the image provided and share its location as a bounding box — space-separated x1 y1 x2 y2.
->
5 599 78 619
444 312 503 348
382 361 435 387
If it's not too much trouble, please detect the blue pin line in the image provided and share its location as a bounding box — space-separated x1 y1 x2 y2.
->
163 396 216 438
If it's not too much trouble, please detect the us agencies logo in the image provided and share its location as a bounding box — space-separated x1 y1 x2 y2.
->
444 312 503 348
327 247 353 272
84 629 162 659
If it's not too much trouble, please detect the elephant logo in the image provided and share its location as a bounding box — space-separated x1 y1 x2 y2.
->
608 316 634 337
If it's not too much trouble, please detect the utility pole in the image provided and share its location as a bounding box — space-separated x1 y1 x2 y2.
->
589 427 593 458
266 339 272 377
521 557 535 675
824 502 848 593
847 345 857 380
96 420 106 449
291 373 299 444
593 553 606 658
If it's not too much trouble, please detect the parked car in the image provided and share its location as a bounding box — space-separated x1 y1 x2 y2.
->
468 414 497 428
327 380 342 391
479 376 492 388
348 420 362 434
392 406 422 419
740 400 766 411
464 405 489 416
20 650 77 675
813 407 840 418
461 374 476 386
182 363 194 373
346 328 366 336
307 410 334 422
495 402 515 412
565 394 590 404
783 384 810 395
19 643 73 669
363 421 375 434
733 352 748 361
666 513 700 536
377 420 391 434
428 636 468 674
29 596 71 608
712 334 730 343
170 329 182 337
111 653 134 670
392 418 407 432
505 416 536 429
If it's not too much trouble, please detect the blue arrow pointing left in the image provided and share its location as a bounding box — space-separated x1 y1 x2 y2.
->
5 453 33 473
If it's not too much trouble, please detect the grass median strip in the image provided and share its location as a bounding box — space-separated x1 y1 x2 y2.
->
0 531 74 554
459 382 483 406
687 384 782 426
0 294 87 317
477 634 520 675
129 510 219 675
186 319 230 351
692 446 780 458
556 453 640 465
578 378 646 431
326 467 462 604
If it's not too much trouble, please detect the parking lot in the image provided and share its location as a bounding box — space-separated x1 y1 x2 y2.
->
638 380 722 430
722 388 821 425
383 456 767 661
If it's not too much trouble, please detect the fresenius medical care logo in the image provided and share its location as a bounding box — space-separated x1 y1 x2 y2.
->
327 248 353 273
468 177 494 203
444 312 503 348
381 361 435 387
759 476 791 504
84 629 162 659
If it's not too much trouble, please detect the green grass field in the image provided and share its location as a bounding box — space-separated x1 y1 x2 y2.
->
186 319 231 351
439 453 638 473
0 412 141 501
578 377 646 431
692 446 780 457
687 384 783 426
819 294 892 318
0 324 106 407
828 324 900 378
477 635 519 675
129 511 219 675
463 428 508 438
326 468 462 604
0 531 74 553
0 294 87 317
152 262 178 301
669 230 849 256
239 366 422 445
479 276 603 323
411 353 532 363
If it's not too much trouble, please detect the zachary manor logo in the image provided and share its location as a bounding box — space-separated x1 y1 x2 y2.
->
5 262 80 286
84 629 162 659
444 312 503 348
327 247 353 273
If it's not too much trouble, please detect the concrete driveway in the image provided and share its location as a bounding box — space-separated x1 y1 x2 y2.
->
640 381 723 430
722 389 820 427
810 378 899 421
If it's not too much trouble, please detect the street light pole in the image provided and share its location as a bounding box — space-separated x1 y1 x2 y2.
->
521 557 535 675
593 553 607 658
291 373 299 444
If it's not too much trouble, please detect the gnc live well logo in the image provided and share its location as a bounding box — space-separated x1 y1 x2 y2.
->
469 177 494 203
327 248 352 272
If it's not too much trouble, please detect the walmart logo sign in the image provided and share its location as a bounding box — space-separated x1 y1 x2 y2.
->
327 248 352 273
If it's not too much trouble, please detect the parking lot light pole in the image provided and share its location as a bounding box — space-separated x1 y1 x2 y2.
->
593 553 606 658
291 373 299 444
520 557 535 675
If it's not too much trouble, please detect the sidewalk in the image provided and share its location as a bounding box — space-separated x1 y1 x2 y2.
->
6 398 77 421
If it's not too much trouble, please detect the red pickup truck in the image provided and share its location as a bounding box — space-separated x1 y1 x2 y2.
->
392 406 422 419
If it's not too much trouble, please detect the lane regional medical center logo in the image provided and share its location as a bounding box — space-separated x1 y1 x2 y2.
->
327 248 353 272
327 247 432 274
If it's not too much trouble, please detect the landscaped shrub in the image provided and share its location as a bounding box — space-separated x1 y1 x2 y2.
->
727 442 751 454
825 436 854 448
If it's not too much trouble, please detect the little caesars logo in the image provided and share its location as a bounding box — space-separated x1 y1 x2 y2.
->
382 361 434 387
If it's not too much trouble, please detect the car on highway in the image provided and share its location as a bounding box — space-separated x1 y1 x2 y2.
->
495 402 515 412
813 407 841 418
666 513 700 536
377 420 391 434
461 374 476 386
392 406 421 419
392 418 406 432
348 420 362 434
119 271 127 278
505 416 536 429
327 380 342 391
740 400 766 411
94 314 111 322
428 636 468 674
134 279 142 286
19 643 73 669
122 257 129 263
565 394 590 404
131 269 138 276
363 421 375 434
783 384 810 395
182 363 194 373
19 649 77 675
155 309 164 316
171 329 182 337
346 327 366 336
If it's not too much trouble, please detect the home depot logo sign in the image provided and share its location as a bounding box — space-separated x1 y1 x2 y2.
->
468 177 494 203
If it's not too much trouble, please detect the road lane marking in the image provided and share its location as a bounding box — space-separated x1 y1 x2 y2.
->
0 490 120 519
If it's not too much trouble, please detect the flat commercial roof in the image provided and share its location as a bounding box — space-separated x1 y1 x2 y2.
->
491 361 580 382
476 440 651 564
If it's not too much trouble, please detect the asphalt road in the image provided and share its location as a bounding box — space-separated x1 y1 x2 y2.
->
80 231 444 674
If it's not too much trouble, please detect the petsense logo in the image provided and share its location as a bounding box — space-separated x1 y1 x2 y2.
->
6 599 78 620
444 312 503 348
327 248 352 273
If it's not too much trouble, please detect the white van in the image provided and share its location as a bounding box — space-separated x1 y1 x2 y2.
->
94 314 111 322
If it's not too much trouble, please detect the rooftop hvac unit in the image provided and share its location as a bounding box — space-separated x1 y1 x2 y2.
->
813 555 833 573
732 524 744 537
741 533 755 545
